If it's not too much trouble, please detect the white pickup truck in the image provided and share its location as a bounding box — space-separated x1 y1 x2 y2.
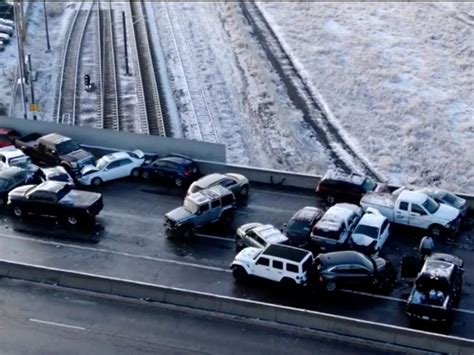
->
360 190 460 237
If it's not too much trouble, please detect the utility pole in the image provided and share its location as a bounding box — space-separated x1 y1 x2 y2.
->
14 1 27 119
43 0 51 52
122 11 129 75
27 54 36 120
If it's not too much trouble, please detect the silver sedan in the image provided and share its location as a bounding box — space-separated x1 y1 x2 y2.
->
187 173 249 203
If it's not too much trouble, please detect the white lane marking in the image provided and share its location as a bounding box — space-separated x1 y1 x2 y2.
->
0 232 230 273
342 289 474 315
28 318 86 331
236 204 293 215
195 233 233 242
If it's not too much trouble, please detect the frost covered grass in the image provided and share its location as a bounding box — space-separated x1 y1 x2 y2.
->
260 2 474 193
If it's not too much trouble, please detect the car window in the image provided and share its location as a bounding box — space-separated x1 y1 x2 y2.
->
220 178 237 188
221 194 234 206
199 204 209 213
273 260 283 270
152 160 165 167
286 263 298 273
256 257 269 266
255 236 267 247
120 158 133 166
210 200 220 209
399 201 409 211
107 161 121 170
350 266 371 275
381 220 389 234
411 204 427 215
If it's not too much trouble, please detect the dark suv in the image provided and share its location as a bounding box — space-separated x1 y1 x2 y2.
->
283 207 323 248
138 154 199 187
309 250 396 293
316 170 387 204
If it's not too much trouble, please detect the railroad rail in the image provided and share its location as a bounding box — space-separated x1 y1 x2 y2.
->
240 1 385 182
53 1 93 125
127 0 166 136
97 0 120 130
163 3 219 143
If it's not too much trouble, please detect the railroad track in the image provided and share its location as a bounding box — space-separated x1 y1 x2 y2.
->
240 1 384 181
97 0 120 130
127 0 166 136
53 1 94 125
163 3 219 143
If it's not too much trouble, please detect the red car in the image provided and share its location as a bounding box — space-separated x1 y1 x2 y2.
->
0 128 20 148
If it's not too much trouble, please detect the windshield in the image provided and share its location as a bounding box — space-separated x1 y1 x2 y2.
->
353 224 379 239
422 197 439 214
56 140 81 155
442 192 462 207
56 184 72 201
96 158 109 170
183 199 198 214
287 220 311 236
362 178 376 192
9 157 31 168
51 174 70 182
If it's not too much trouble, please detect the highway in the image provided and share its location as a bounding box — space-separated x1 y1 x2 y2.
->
0 279 404 355
0 178 472 338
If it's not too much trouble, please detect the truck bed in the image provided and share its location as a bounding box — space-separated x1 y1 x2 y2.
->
15 133 42 148
360 192 395 209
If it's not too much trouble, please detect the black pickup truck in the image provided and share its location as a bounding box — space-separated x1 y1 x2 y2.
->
405 253 464 324
7 181 103 226
15 133 95 176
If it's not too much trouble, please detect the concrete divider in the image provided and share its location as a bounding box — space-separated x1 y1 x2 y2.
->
0 259 472 354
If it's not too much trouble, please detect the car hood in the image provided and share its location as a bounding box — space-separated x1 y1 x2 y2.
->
237 222 262 236
59 149 94 163
351 233 376 247
433 203 460 223
165 206 193 222
234 247 261 263
59 190 102 208
80 164 99 176
8 184 36 197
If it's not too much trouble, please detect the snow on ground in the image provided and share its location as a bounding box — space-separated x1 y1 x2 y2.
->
259 2 474 193
152 2 328 173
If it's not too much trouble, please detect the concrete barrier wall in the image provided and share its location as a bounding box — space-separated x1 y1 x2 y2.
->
0 117 226 162
0 259 472 354
2 117 473 210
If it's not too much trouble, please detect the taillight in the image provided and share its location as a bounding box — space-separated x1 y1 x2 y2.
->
184 170 190 176
319 276 324 283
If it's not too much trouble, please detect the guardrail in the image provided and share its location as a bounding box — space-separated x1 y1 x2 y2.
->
0 259 472 354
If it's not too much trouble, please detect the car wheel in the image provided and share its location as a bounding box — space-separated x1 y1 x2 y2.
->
142 171 151 179
131 168 140 178
235 237 244 250
180 225 193 238
325 281 337 292
281 278 297 289
429 224 444 237
12 205 23 217
326 195 335 205
232 266 248 282
67 215 79 226
91 177 102 186
175 177 183 187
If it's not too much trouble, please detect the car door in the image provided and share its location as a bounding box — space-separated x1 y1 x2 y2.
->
194 202 210 227
118 158 134 178
408 203 431 229
328 265 353 286
378 220 390 250
253 256 272 279
348 265 373 288
150 160 169 179
394 201 410 225
103 160 122 181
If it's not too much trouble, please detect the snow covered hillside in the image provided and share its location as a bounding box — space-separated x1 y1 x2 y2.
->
259 2 474 193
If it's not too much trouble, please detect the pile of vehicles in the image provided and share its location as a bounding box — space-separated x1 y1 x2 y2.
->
0 128 469 326
0 17 14 52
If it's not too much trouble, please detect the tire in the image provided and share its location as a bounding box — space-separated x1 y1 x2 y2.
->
429 224 444 237
175 177 183 187
12 205 23 217
142 171 151 179
281 278 297 289
235 237 245 250
91 177 102 186
232 266 248 282
325 281 337 292
131 168 140 178
326 195 335 205
180 225 193 238
66 215 79 226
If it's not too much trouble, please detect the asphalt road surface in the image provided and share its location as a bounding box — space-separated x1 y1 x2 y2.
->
0 178 472 338
0 279 408 355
